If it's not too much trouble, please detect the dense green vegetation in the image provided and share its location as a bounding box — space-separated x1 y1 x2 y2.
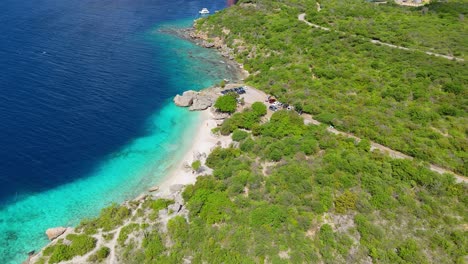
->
36 106 466 263
219 101 267 135
78 203 132 234
214 93 238 113
87 247 110 263
197 0 467 174
141 109 466 263
34 1 467 263
191 159 202 171
306 0 468 58
42 234 96 263
142 198 175 220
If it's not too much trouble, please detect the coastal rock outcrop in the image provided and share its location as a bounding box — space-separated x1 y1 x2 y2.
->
170 184 185 193
174 91 214 111
212 111 230 120
134 194 148 201
174 90 197 107
148 185 159 192
189 95 213 111
45 227 67 241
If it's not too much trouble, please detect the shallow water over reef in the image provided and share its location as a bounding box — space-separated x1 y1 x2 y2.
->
0 0 236 262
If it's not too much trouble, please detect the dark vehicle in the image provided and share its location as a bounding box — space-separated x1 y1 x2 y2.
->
221 87 246 95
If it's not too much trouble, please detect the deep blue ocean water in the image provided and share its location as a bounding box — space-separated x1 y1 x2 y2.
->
0 0 236 262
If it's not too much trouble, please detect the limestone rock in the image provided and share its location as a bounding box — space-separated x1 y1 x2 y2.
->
189 95 213 111
170 184 185 193
134 194 147 201
174 90 197 107
201 41 215 48
212 111 230 120
45 227 67 241
148 185 159 192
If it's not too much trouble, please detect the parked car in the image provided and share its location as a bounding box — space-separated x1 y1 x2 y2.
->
221 87 246 95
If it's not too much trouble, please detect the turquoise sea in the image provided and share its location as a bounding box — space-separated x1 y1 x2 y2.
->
0 0 237 263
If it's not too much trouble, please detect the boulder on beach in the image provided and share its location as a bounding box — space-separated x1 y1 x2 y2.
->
134 194 147 201
212 111 230 120
170 184 185 193
174 90 197 107
45 227 67 241
174 90 214 111
189 95 213 111
148 185 159 192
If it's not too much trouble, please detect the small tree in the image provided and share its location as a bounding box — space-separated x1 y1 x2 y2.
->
251 102 267 116
220 79 226 88
214 94 237 113
191 160 201 172
294 102 303 113
232 129 249 141
335 190 357 214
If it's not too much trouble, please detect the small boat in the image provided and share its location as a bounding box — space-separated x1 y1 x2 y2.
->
199 8 210 14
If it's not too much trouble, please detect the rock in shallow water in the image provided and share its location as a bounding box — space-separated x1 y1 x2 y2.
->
174 90 213 111
173 90 197 107
148 185 159 192
45 227 67 241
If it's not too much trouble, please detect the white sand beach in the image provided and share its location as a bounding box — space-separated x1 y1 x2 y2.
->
157 109 232 195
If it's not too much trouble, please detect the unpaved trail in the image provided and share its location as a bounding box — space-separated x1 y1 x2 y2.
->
302 113 467 183
298 13 464 62
241 85 466 183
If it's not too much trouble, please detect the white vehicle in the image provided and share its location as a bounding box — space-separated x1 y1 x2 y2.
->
199 8 210 14
273 101 282 107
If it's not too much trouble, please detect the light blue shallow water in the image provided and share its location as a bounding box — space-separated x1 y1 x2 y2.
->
0 0 237 262
0 102 201 263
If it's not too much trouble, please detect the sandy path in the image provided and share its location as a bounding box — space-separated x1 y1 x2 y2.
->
241 85 466 183
298 13 464 62
303 113 467 183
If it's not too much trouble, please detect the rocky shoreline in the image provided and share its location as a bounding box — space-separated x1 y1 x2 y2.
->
27 185 191 264
159 23 249 82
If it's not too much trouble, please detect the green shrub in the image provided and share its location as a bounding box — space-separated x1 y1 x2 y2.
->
206 147 240 169
167 216 189 242
220 79 226 88
143 231 165 262
118 223 140 246
250 205 287 228
232 129 249 141
214 94 237 113
251 102 267 116
87 247 110 262
47 234 97 263
397 239 427 263
261 111 305 138
268 149 282 161
79 204 131 233
334 190 358 214
240 138 255 152
48 244 71 264
294 102 303 113
191 160 202 171
188 190 233 223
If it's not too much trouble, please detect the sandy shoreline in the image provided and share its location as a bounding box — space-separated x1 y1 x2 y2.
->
26 23 245 263
156 109 231 196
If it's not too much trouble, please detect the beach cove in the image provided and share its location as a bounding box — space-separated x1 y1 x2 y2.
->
0 0 240 263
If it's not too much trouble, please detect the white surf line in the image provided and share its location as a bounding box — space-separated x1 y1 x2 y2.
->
298 13 464 62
